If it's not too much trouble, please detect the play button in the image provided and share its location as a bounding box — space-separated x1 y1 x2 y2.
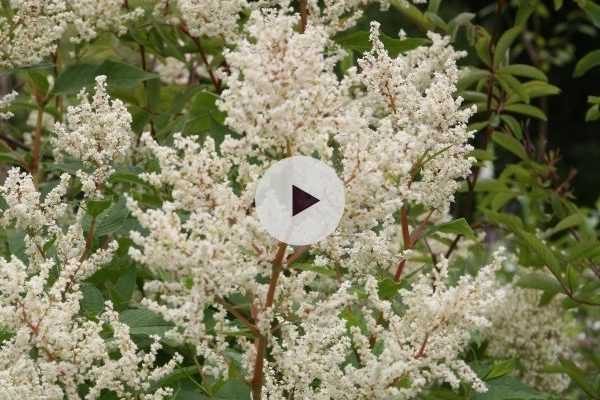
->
292 185 319 216
255 156 345 246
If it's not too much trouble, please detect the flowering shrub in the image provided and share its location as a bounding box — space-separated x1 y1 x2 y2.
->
0 1 599 399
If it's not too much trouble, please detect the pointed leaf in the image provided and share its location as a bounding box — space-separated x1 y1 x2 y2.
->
492 131 528 160
500 64 547 81
494 26 522 67
505 103 547 121
574 49 600 77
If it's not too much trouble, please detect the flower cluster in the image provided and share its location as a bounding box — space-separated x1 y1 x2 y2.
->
126 8 506 398
485 285 575 393
218 8 356 166
0 0 69 68
257 0 391 33
354 22 475 213
0 91 17 120
68 0 144 44
0 0 583 399
318 22 475 277
0 0 141 68
154 55 213 86
260 252 508 399
178 0 248 41
53 75 134 197
0 169 180 400
128 131 273 377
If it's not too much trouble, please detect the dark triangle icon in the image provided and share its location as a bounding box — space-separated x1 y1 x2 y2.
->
292 185 320 216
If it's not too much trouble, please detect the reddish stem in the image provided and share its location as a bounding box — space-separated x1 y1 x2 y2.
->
251 242 287 400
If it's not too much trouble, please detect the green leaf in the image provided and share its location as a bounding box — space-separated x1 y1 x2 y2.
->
53 61 158 95
292 263 337 277
80 283 105 317
461 91 488 103
378 278 402 300
577 0 600 28
334 30 429 57
45 158 87 174
499 64 547 81
183 91 231 141
473 376 546 400
493 26 522 67
149 366 201 391
384 37 430 57
0 325 15 344
119 308 173 336
6 229 26 263
52 64 101 95
475 179 509 193
497 72 529 103
516 272 563 295
388 0 435 32
500 115 523 139
559 357 599 398
339 50 354 73
574 49 600 77
504 103 547 121
586 104 600 121
515 0 537 27
423 388 464 400
0 152 25 166
424 11 449 32
108 267 136 309
491 192 515 211
492 131 528 160
214 379 251 400
475 29 492 66
427 218 476 240
96 60 159 88
24 70 50 98
471 148 495 161
427 0 442 13
554 0 564 10
189 90 225 123
109 170 153 189
458 68 490 90
520 232 561 271
448 12 475 40
520 81 560 99
567 240 600 263
86 198 112 217
485 359 517 380
340 305 368 334
499 223 564 279
94 197 131 237
145 78 161 112
485 211 524 232
545 213 585 237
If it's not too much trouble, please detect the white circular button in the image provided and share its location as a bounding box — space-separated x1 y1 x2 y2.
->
255 156 345 246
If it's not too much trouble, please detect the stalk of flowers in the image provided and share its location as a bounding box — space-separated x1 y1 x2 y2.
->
0 168 180 399
317 21 475 280
52 75 134 198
